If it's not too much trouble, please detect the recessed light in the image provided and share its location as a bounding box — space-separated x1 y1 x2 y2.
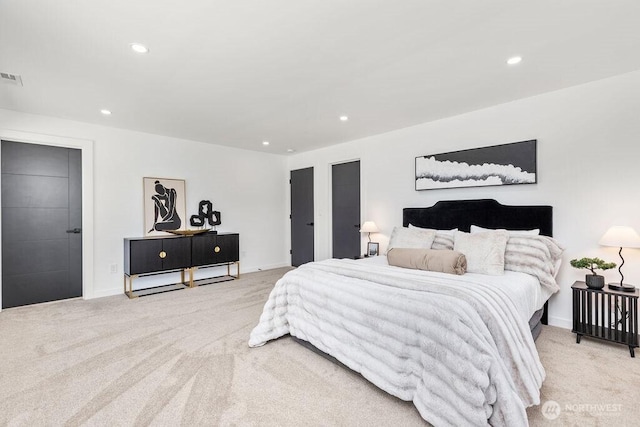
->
507 56 522 65
286 148 295 153
262 141 270 146
130 43 149 54
100 109 112 115
339 115 349 121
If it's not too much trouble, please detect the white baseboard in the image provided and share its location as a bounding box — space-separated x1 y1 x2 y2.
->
85 263 292 301
90 288 126 299
242 262 291 273
547 315 572 330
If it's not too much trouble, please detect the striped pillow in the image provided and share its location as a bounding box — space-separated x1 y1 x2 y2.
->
504 235 565 293
409 224 456 250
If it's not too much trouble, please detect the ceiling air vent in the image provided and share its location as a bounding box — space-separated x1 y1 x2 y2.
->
0 72 23 86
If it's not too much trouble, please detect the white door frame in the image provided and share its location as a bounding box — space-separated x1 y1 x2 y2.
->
0 129 94 312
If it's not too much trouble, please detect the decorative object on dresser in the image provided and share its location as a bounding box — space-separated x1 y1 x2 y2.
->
123 232 239 298
599 225 640 292
569 257 616 290
415 139 536 191
165 229 210 236
143 177 186 236
572 281 639 357
190 200 221 228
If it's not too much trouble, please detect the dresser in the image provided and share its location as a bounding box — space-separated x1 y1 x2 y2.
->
124 232 239 298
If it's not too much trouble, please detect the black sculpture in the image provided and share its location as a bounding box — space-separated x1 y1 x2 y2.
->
190 200 221 227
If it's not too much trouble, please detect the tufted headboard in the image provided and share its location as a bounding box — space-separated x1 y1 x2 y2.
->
403 199 553 237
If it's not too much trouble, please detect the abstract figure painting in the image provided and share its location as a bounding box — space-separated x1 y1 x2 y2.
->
415 140 537 191
144 177 186 236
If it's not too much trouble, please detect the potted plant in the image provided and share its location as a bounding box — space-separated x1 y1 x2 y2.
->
570 257 616 289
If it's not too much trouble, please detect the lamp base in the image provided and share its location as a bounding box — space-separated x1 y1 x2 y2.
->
607 283 637 292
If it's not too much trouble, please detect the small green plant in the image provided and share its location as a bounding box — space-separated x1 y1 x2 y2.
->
570 257 616 275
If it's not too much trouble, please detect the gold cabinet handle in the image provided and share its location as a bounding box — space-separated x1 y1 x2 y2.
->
159 251 167 259
214 246 221 253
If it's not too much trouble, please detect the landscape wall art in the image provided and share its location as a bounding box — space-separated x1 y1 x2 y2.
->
415 140 537 191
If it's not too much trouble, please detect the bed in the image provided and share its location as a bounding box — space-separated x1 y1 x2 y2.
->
403 199 554 336
249 199 563 426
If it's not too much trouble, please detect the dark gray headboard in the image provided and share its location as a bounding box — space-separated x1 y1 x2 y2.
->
403 199 553 237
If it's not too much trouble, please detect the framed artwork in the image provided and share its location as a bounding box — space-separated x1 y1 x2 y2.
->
367 242 379 257
415 139 537 191
143 177 186 236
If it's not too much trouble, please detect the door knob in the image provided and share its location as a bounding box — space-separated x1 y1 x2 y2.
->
306 222 314 226
159 251 167 259
66 228 82 234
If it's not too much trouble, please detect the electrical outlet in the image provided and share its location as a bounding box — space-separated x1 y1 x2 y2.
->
109 263 118 274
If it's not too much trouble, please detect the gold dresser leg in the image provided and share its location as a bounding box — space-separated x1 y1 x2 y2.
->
125 275 139 299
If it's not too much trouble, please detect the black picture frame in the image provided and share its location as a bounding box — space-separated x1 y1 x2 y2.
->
367 242 379 257
415 139 537 191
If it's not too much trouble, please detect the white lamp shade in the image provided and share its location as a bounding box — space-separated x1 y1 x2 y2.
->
599 226 640 248
360 221 379 233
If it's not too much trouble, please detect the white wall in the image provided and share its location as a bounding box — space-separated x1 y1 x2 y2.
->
287 69 640 329
0 108 288 301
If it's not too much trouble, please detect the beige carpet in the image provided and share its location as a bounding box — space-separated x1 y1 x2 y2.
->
0 268 638 426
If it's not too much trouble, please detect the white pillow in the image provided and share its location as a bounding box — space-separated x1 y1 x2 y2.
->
504 235 565 292
470 224 540 236
408 225 457 250
387 226 436 252
408 224 457 235
454 230 509 275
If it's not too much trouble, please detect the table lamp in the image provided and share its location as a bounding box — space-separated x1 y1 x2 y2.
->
359 221 379 242
599 225 640 292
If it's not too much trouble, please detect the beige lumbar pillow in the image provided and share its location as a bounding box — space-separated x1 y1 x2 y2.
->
387 248 467 275
453 230 509 275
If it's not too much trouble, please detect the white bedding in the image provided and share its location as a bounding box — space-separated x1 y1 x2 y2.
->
361 255 553 323
249 258 546 426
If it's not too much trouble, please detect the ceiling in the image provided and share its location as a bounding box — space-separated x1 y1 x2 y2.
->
1 1 639 154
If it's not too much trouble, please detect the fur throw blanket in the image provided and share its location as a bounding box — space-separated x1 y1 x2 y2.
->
249 259 545 426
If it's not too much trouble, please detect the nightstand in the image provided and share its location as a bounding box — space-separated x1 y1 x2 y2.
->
572 281 639 357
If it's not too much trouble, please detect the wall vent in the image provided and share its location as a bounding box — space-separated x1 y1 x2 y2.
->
0 72 23 86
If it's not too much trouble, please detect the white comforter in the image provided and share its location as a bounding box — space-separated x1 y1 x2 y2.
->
249 259 545 427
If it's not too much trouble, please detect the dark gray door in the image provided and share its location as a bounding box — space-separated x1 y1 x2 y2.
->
332 161 360 259
290 167 314 267
2 140 82 308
